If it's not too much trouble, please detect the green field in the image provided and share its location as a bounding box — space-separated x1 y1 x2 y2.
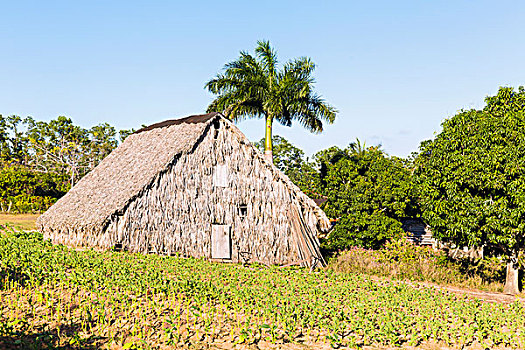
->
1 229 524 349
0 214 38 231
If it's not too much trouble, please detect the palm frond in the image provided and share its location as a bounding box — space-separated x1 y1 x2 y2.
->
255 40 278 77
278 93 337 132
206 92 265 121
281 57 316 83
205 40 337 141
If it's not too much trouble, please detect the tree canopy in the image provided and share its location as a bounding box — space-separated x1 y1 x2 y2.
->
415 86 525 294
321 143 418 250
253 136 418 250
254 135 322 198
0 114 131 212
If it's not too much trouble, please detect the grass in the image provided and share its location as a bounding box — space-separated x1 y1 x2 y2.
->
1 229 524 349
0 213 38 231
328 239 505 293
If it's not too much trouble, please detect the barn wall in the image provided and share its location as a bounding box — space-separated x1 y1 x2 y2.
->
102 120 319 265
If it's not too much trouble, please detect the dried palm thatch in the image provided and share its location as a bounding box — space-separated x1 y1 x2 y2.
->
37 113 330 267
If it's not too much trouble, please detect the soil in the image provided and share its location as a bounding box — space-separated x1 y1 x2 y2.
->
369 275 524 305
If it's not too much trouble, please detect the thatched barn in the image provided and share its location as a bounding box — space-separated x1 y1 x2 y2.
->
37 113 330 267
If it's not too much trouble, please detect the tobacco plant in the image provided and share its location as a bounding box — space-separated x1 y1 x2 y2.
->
1 229 524 349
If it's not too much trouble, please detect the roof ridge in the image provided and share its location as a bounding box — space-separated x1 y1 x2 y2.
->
134 112 222 134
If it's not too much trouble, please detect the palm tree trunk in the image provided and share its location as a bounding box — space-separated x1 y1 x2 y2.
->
264 116 273 162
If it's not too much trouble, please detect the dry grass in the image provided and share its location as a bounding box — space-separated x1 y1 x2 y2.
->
0 214 38 231
327 240 505 293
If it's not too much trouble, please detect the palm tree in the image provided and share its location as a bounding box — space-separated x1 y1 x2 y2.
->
205 40 337 161
348 138 367 157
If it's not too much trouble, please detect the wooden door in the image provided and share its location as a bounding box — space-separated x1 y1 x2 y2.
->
211 224 231 259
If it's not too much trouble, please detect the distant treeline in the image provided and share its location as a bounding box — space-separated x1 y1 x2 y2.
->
3 87 525 293
2 86 524 263
0 115 134 213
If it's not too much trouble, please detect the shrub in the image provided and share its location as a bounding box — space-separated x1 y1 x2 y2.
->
328 239 504 292
320 146 418 250
0 195 58 213
323 212 405 250
0 165 69 213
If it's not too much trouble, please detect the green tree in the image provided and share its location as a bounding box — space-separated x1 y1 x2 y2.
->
254 135 304 174
25 116 125 186
322 144 417 250
415 86 525 294
0 115 10 162
0 114 133 212
348 138 368 157
205 40 337 161
0 115 29 164
315 145 353 191
87 123 118 169
0 164 69 213
254 135 322 197
119 128 136 142
25 116 90 185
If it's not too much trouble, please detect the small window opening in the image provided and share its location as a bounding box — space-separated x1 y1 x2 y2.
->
238 204 248 220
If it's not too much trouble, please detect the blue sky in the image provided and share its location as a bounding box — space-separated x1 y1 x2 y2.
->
1 0 524 157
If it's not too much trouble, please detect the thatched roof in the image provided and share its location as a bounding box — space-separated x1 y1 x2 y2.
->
37 112 330 234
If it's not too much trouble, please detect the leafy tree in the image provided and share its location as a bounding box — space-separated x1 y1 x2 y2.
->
24 116 121 186
314 146 353 191
0 115 29 164
254 135 304 174
322 144 417 250
348 138 369 157
254 135 322 197
0 114 131 212
0 115 10 161
119 128 136 142
25 116 90 186
291 160 323 198
415 86 525 294
205 40 337 161
86 123 118 169
0 165 69 213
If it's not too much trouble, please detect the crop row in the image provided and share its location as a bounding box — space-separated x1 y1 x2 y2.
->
1 229 524 349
